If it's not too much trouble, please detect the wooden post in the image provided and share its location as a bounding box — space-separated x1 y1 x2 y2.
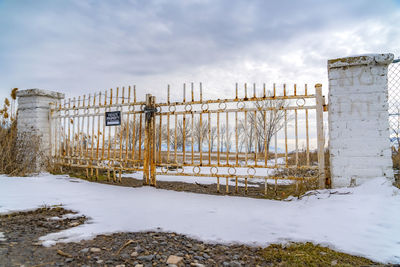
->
150 96 156 186
315 84 326 189
143 94 157 186
143 94 151 185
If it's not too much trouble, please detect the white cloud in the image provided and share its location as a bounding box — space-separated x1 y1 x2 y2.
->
0 0 399 100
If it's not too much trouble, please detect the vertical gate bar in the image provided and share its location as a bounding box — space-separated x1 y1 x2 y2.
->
154 113 157 165
151 96 157 186
107 89 112 180
124 87 131 164
77 96 81 164
294 84 298 167
101 91 107 160
63 99 67 160
305 84 310 166
244 110 248 165
138 113 142 161
244 83 247 99
226 111 229 165
158 114 162 164
295 108 298 166
83 95 87 165
85 95 90 169
284 85 288 167
96 93 101 164
51 102 55 161
208 112 211 165
113 87 119 165
191 112 194 164
264 111 267 167
182 84 186 163
191 82 194 102
67 98 71 166
315 84 326 189
143 94 151 185
167 111 170 164
174 113 178 164
168 84 170 104
49 102 54 161
200 110 203 166
134 85 137 102
183 114 186 164
274 110 278 167
57 102 61 162
235 83 238 99
167 85 171 164
217 112 220 166
263 83 266 98
85 94 90 174
72 97 76 160
200 82 203 102
91 94 96 175
133 86 137 164
284 109 288 168
131 94 136 164
70 97 75 160
183 83 186 102
254 108 258 166
119 88 124 161
235 111 238 166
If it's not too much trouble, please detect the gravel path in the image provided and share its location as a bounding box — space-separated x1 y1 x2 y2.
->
0 207 382 267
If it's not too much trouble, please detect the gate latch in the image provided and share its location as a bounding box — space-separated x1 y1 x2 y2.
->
144 106 157 120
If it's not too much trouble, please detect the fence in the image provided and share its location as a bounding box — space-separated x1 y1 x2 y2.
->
50 83 327 195
389 59 400 148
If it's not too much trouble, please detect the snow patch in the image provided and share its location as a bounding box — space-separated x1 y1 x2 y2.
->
0 174 399 263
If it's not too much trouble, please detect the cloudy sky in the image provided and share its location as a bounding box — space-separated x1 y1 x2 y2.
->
1 0 400 101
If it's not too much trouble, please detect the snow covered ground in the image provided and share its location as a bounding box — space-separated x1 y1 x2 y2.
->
0 174 399 264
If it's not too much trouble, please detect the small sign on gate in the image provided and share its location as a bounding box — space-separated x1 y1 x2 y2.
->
105 111 121 126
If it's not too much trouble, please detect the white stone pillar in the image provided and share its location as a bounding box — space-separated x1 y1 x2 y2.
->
16 89 65 171
328 54 394 187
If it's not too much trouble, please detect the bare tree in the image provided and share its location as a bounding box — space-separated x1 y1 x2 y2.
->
119 118 144 150
192 118 208 152
220 124 232 153
239 97 287 154
169 117 191 150
207 126 217 152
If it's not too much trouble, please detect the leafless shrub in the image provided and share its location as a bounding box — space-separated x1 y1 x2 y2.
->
0 88 46 175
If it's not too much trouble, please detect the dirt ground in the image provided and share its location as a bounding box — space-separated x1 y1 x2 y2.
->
65 170 317 201
0 207 386 267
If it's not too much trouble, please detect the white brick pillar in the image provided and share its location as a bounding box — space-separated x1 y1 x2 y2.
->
328 54 394 187
16 89 65 171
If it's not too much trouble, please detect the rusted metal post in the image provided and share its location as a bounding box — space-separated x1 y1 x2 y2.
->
150 96 157 186
143 94 157 186
143 94 151 185
315 84 326 189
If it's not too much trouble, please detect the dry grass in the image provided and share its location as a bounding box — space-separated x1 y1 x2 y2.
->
259 242 376 266
0 120 45 176
0 88 45 176
285 149 331 188
392 148 400 188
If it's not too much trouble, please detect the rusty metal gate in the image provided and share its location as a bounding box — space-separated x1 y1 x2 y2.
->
50 83 326 194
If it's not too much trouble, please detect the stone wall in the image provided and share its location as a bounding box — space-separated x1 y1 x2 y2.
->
328 54 394 187
16 89 64 171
